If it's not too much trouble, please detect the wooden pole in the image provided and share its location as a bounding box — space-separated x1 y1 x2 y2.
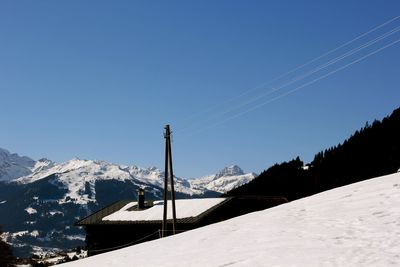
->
167 127 177 234
162 124 177 237
162 125 169 237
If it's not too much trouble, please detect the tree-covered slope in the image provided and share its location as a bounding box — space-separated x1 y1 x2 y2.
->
226 107 400 201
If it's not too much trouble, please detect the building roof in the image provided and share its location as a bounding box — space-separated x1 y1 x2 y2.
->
76 198 231 226
104 198 226 221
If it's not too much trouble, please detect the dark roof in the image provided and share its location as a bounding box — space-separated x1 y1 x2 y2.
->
76 198 233 226
76 200 133 226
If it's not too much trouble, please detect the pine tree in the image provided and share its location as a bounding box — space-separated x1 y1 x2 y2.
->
226 106 400 201
0 226 16 267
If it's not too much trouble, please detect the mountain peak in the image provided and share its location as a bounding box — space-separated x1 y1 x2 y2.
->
0 147 10 155
37 158 52 163
32 158 55 173
0 147 36 181
215 165 244 178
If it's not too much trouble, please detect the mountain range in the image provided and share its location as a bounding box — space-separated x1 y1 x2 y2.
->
0 148 256 257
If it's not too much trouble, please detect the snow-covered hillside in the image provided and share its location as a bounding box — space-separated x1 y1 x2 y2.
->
0 148 54 182
61 172 400 267
14 158 165 204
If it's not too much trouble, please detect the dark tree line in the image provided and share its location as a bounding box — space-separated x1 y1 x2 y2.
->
0 226 16 267
226 107 400 201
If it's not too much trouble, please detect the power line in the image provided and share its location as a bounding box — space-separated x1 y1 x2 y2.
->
184 37 400 136
88 229 189 254
214 25 400 115
178 24 400 135
175 15 400 133
88 230 160 253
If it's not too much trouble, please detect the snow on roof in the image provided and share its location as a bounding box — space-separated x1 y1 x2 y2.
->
60 172 400 267
103 198 226 221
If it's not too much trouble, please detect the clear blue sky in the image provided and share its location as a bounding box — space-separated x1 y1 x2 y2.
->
1 1 399 178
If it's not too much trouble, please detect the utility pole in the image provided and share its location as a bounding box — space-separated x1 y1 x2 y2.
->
162 125 177 237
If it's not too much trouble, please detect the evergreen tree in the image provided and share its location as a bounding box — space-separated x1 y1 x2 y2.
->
226 107 400 201
0 226 16 267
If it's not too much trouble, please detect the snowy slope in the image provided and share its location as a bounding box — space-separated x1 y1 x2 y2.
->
0 148 54 181
12 159 194 204
60 172 400 267
15 158 151 204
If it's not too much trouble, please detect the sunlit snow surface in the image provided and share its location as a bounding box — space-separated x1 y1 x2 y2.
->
103 198 226 221
61 172 400 267
24 207 38 214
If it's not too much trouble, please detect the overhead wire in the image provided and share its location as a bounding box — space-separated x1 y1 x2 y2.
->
176 24 400 135
175 15 400 134
85 229 189 253
184 37 400 136
216 25 400 114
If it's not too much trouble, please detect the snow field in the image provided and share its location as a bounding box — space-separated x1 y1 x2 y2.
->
60 172 400 267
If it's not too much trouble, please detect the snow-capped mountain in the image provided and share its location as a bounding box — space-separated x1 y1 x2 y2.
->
14 158 165 205
0 148 256 257
11 157 255 203
0 148 54 182
189 165 256 194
